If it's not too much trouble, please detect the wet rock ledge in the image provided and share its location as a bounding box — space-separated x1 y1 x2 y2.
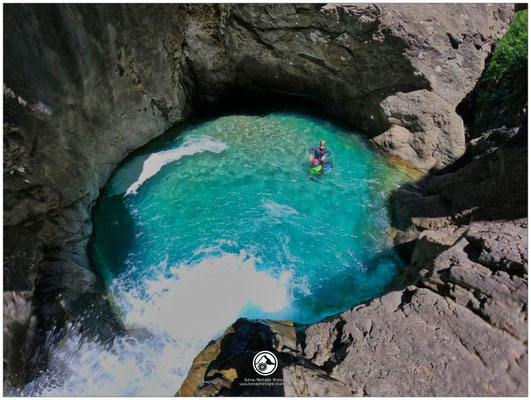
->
3 3 524 395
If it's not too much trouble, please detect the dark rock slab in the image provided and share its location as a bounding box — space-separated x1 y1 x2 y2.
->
3 292 37 391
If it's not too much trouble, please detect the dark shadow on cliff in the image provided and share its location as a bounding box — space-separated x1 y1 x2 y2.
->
182 90 369 136
389 134 527 264
389 108 527 266
456 8 528 140
206 319 286 396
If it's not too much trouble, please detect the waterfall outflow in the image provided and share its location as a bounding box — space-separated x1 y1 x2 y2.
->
110 249 292 340
14 249 293 396
126 136 228 196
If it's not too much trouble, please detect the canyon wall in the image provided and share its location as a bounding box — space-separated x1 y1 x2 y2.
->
3 3 516 393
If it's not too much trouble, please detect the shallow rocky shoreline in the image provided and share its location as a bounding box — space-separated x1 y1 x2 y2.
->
3 3 526 395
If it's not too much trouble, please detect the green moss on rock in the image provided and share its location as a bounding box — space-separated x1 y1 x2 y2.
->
475 9 528 131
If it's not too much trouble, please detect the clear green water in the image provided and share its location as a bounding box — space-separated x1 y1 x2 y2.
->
92 112 409 326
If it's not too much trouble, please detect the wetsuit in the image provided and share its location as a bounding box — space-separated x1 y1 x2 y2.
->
309 146 331 161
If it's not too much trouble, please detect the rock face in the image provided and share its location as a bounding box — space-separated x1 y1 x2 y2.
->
190 3 512 171
4 5 190 386
177 319 356 397
3 292 37 389
391 135 527 256
3 3 517 392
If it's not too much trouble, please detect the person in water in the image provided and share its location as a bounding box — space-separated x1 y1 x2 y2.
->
309 140 331 165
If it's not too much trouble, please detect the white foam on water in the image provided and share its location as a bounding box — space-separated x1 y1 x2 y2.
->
19 250 292 396
125 135 228 196
18 326 196 396
112 250 292 340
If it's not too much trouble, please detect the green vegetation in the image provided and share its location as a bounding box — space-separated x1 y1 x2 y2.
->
484 9 527 83
475 9 528 130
